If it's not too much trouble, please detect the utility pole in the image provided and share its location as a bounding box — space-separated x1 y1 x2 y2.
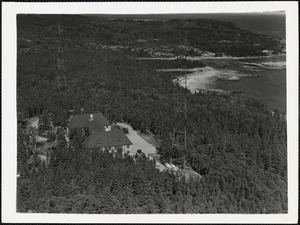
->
57 22 67 88
171 32 188 180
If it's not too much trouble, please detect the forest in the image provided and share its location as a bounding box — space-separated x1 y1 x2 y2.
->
17 15 287 214
17 14 285 57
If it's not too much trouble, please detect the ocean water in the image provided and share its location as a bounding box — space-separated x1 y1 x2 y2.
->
213 69 286 112
96 12 286 39
209 55 286 112
188 12 286 39
193 13 286 111
93 13 287 111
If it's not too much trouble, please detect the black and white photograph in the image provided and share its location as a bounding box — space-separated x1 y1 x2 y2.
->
2 2 298 223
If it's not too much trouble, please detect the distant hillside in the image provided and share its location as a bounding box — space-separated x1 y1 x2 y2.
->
89 12 286 39
17 14 285 57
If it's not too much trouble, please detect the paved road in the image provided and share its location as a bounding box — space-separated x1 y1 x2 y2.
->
117 122 166 172
117 122 157 156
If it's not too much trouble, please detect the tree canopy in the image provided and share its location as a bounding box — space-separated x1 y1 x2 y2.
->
17 15 287 214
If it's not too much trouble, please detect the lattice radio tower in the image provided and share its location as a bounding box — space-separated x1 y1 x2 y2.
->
171 32 188 177
56 22 67 88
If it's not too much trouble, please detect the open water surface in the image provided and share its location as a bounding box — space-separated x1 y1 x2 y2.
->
208 55 286 112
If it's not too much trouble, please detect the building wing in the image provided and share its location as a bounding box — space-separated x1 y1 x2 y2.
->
67 113 109 130
83 126 132 149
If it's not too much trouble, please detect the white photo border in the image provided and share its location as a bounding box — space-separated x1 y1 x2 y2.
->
2 1 298 223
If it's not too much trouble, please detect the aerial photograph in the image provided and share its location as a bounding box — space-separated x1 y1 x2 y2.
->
10 3 294 219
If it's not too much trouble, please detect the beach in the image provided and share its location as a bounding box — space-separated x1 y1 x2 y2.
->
172 67 217 92
161 55 287 111
171 66 245 93
168 55 286 93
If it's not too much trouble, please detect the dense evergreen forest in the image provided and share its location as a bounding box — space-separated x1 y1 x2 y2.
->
18 14 285 57
17 15 287 213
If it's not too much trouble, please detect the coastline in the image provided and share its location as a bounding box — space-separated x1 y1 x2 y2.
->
171 65 252 93
170 55 286 94
171 64 286 112
157 67 204 72
172 67 221 92
187 53 286 61
138 53 286 61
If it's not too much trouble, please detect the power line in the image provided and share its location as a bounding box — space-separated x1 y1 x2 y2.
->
171 32 188 180
56 22 67 88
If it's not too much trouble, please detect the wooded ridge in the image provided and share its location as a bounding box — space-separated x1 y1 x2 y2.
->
17 14 287 214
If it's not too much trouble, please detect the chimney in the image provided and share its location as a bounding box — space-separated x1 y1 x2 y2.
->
105 125 111 132
89 114 94 122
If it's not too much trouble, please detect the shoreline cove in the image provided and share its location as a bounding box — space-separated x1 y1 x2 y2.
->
138 53 286 61
159 56 286 111
169 62 286 93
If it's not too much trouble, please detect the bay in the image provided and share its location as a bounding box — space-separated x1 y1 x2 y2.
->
213 69 286 112
210 55 286 112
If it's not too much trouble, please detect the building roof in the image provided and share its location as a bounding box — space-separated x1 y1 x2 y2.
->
88 120 104 134
83 125 133 149
67 113 109 131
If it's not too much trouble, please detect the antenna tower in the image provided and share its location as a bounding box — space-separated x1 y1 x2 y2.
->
56 22 67 88
171 32 188 179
